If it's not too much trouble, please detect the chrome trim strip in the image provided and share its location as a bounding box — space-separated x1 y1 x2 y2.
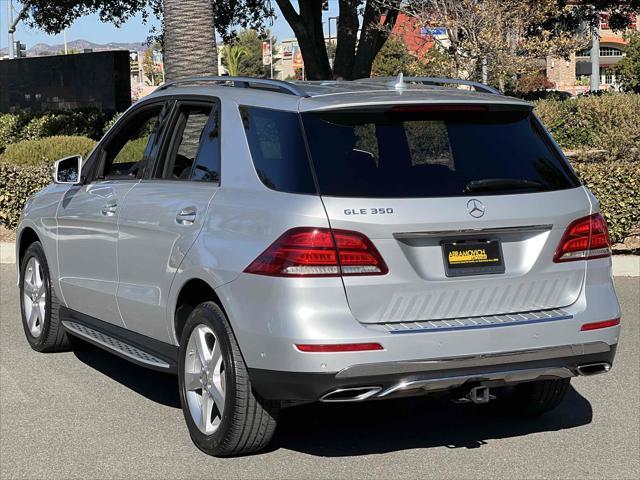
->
387 314 573 334
377 366 575 398
335 341 611 379
393 224 553 240
62 321 171 369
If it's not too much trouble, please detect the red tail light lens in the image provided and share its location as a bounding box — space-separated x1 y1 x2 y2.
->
244 227 388 277
580 318 620 331
554 213 611 263
295 343 384 352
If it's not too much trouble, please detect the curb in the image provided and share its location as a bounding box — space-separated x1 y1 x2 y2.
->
0 242 15 265
1 241 638 276
612 255 640 277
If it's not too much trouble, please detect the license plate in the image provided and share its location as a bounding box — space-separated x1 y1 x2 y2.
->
442 240 505 277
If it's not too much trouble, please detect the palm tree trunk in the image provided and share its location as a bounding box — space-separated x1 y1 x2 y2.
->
163 0 218 80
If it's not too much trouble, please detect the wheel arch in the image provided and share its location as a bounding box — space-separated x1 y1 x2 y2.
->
172 277 229 344
17 226 41 268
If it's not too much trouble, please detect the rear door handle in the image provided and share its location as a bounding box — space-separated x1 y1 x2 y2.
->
101 202 117 216
176 206 197 225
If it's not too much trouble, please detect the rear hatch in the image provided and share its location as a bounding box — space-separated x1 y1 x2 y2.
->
300 104 590 324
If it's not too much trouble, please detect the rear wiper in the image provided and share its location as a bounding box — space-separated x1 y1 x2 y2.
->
464 178 545 192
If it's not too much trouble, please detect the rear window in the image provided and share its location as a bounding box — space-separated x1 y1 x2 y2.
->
302 108 580 197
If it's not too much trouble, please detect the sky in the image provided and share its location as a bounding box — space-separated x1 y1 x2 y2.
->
0 0 340 50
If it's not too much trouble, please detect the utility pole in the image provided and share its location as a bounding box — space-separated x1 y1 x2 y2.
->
64 29 68 55
269 37 273 79
7 0 14 59
7 1 28 59
590 21 600 91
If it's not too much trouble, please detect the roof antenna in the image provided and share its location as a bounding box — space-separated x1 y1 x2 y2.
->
393 72 405 91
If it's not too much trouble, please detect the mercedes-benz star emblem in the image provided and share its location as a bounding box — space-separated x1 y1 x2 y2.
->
466 199 485 218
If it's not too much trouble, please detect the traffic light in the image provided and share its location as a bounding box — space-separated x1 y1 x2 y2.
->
15 41 26 58
322 0 329 11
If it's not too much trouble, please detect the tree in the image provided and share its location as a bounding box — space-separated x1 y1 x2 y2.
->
617 31 640 93
142 47 162 85
19 0 272 80
275 0 402 80
372 37 417 76
223 29 275 77
222 45 249 76
163 0 217 79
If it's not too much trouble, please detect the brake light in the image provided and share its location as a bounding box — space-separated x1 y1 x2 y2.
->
244 227 388 277
295 343 384 352
580 318 620 331
554 213 611 262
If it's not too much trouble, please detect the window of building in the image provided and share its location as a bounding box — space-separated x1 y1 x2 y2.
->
600 46 624 57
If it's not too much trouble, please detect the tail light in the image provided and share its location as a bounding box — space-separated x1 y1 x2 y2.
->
554 213 611 263
244 227 388 277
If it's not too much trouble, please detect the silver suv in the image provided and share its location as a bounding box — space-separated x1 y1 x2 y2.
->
16 76 621 456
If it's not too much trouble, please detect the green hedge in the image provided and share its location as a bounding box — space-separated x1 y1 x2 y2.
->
535 93 640 159
0 163 51 229
0 136 96 167
0 109 115 152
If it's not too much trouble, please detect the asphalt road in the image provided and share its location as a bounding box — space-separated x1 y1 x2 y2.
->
1 264 638 480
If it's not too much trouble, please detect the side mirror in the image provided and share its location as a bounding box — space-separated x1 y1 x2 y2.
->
53 155 83 184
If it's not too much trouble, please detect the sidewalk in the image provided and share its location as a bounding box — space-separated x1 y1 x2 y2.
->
1 241 638 276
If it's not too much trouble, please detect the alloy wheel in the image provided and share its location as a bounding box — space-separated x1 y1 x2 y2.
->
184 324 226 435
22 257 46 338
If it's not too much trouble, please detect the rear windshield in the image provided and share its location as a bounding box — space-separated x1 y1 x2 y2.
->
302 108 579 197
241 106 580 197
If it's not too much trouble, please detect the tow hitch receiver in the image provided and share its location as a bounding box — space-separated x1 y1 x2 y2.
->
455 385 496 405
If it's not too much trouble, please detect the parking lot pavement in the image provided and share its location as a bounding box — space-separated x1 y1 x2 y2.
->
1 264 638 480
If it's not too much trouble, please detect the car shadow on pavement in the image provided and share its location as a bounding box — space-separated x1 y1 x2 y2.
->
72 341 593 457
272 387 593 457
72 340 181 408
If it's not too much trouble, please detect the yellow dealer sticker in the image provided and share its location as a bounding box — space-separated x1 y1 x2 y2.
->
442 240 505 277
448 248 498 264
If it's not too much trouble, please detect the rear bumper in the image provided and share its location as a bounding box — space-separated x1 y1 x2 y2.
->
249 341 617 401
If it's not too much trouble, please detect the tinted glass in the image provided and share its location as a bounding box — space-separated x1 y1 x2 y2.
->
302 109 580 198
191 106 220 183
104 107 163 179
240 106 316 194
158 105 213 180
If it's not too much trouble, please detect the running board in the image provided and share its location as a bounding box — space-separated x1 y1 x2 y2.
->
62 320 173 371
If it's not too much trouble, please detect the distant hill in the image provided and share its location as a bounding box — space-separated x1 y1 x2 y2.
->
0 39 148 56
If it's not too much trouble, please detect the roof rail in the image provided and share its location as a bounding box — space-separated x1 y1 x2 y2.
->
356 76 501 95
155 76 309 97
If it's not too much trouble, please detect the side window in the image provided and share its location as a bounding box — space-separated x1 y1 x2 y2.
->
239 106 316 194
156 103 219 182
101 104 167 179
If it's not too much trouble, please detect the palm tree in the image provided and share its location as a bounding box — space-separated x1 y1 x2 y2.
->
222 45 249 76
163 0 218 80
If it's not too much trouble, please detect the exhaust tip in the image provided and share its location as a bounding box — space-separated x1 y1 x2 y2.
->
576 362 611 376
320 386 382 402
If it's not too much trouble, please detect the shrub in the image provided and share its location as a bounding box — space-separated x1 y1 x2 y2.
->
21 109 112 141
535 93 640 158
571 154 640 244
0 135 96 167
0 163 51 229
102 111 124 135
0 114 21 151
0 109 114 152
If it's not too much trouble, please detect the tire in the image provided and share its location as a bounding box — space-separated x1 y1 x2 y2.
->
499 378 570 417
19 241 71 352
178 301 279 457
